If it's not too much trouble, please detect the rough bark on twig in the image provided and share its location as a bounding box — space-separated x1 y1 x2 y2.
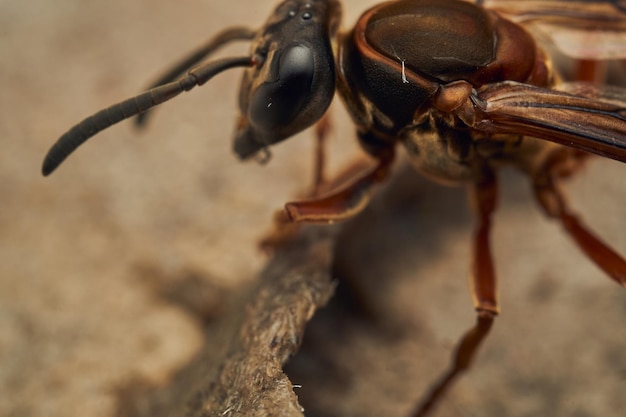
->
115 225 338 417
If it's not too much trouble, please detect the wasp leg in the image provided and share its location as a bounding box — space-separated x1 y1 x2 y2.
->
413 317 493 417
468 174 500 316
311 114 332 196
533 149 626 287
413 174 499 417
285 150 394 223
259 117 337 251
575 59 608 84
413 175 498 416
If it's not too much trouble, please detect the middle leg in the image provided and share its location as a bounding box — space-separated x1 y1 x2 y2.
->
412 173 499 417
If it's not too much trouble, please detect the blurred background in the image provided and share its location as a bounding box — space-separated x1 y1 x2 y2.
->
1 1 625 416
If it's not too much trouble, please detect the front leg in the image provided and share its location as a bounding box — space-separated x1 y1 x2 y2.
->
260 131 394 251
286 137 395 223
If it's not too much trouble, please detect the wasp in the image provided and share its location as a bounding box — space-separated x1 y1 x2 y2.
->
42 0 626 415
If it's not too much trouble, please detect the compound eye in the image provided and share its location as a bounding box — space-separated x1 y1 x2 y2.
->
248 44 315 131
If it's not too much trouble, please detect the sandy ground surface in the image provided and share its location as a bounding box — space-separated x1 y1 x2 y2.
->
1 1 625 417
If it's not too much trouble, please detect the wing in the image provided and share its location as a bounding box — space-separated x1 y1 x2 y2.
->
482 0 626 59
465 81 626 162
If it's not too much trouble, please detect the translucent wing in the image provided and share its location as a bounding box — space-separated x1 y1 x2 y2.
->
466 81 626 162
482 0 626 59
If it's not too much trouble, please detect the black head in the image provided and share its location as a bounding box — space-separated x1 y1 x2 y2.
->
233 0 342 159
42 0 342 175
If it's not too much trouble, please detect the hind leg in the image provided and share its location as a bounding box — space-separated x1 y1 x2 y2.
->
532 148 626 287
